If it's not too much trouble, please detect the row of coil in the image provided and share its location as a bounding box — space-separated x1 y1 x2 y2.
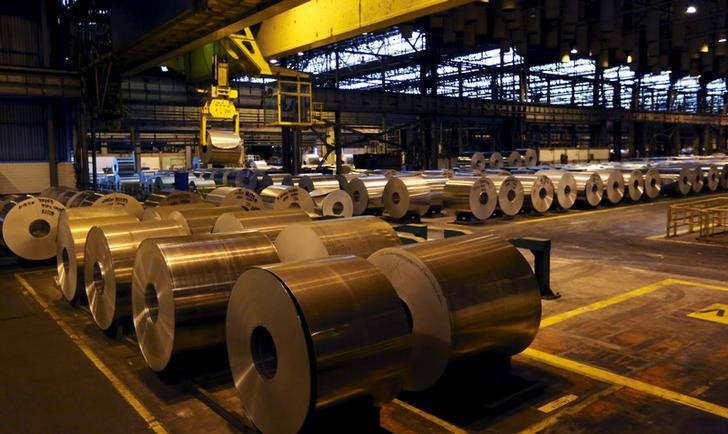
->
53 200 542 434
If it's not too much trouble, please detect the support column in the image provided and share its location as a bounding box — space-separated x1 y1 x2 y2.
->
334 48 342 174
47 103 58 187
131 128 140 173
612 121 622 161
281 127 295 174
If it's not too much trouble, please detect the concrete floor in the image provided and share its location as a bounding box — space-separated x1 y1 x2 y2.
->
1 194 727 434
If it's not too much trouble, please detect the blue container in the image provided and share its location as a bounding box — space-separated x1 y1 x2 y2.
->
174 171 189 191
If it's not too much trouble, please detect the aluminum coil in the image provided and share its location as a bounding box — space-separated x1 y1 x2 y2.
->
703 165 720 192
0 195 65 261
643 168 662 199
572 172 604 207
311 189 354 218
66 190 105 207
132 231 279 372
269 173 291 185
189 177 217 195
487 174 524 216
622 169 645 201
85 220 189 331
167 206 243 234
141 202 214 221
345 176 388 215
233 169 258 190
213 208 311 239
204 187 262 210
535 170 577 209
256 173 274 193
40 186 73 201
274 216 400 262
201 130 242 164
470 152 487 170
368 232 541 391
443 176 498 220
690 167 704 193
383 176 431 219
721 165 728 190
507 151 525 167
56 211 138 301
597 170 625 204
143 191 201 207
94 193 144 218
659 168 692 196
259 185 315 212
297 175 344 193
421 175 448 208
112 157 136 177
227 256 410 434
518 148 538 166
56 189 81 206
153 175 175 191
485 151 504 169
515 174 554 213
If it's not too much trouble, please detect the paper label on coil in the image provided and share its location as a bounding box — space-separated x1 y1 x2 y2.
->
98 195 129 206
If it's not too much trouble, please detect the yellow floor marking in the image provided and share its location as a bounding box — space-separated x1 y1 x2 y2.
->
391 399 469 434
688 303 728 325
541 279 670 327
520 385 623 434
522 348 728 420
667 278 728 292
537 394 579 413
15 273 168 434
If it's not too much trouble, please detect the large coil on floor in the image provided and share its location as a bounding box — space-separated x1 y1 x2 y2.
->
442 176 498 220
643 168 662 199
345 176 388 215
227 256 411 434
296 175 345 193
0 195 65 261
66 190 105 207
56 189 82 206
703 165 720 192
204 187 262 210
368 232 541 391
487 174 524 216
691 167 704 193
311 189 354 218
132 231 279 372
572 172 604 207
189 177 217 195
213 208 311 239
141 202 215 221
143 191 201 207
56 210 138 301
514 174 554 213
93 193 144 218
597 170 625 204
152 175 175 192
507 151 525 167
485 151 504 169
383 176 432 218
85 220 189 331
659 168 692 196
201 130 243 164
259 185 315 212
167 206 244 234
40 186 73 201
421 173 448 209
622 169 645 201
470 152 487 170
274 216 400 262
535 170 577 209
518 148 539 166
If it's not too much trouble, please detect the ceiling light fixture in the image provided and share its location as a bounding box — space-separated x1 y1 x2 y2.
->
270 59 279 64
561 53 571 63
685 5 697 14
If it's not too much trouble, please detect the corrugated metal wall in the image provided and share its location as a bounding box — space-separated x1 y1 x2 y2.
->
0 14 40 67
0 102 47 161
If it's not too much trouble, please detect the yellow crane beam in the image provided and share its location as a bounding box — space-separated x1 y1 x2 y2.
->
256 0 474 59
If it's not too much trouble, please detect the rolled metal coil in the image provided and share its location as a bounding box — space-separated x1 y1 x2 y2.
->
56 210 138 301
227 256 410 434
368 231 540 391
659 168 692 196
85 220 189 331
517 148 539 166
296 175 345 193
141 202 214 221
311 189 354 218
643 168 662 199
597 170 625 204
132 231 279 372
572 172 604 207
720 165 728 190
259 185 315 212
690 167 704 193
703 165 720 192
201 130 242 164
514 174 555 213
93 193 144 218
507 151 525 167
233 169 259 190
535 170 577 210
622 169 645 201
420 175 448 208
443 176 498 220
167 206 244 234
274 216 400 262
204 187 263 210
66 190 105 207
0 195 65 261
344 176 388 215
383 176 432 218
40 186 73 201
484 151 504 169
143 190 201 207
188 177 217 195
213 208 311 239
153 175 175 191
470 152 487 170
112 157 136 177
487 174 524 216
56 189 81 206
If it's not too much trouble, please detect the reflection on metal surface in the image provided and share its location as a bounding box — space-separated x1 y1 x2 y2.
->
204 187 262 210
345 175 388 215
201 130 242 164
659 168 692 196
487 174 524 216
213 208 310 239
132 231 279 372
572 172 604 207
167 206 243 234
259 185 315 212
141 202 214 221
85 220 189 331
443 176 498 220
514 174 554 213
643 168 662 200
56 211 138 301
536 170 577 209
690 167 704 193
368 232 541 391
597 170 625 204
275 216 400 262
311 189 354 218
227 256 410 434
383 176 431 218
143 190 201 207
622 169 645 202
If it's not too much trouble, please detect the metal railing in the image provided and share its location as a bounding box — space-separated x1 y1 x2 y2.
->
666 196 728 242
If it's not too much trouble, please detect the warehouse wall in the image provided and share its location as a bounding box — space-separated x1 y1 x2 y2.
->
0 102 47 161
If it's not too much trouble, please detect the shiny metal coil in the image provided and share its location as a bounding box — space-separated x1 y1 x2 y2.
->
153 175 175 191
518 148 538 166
383 176 432 218
94 193 144 218
204 187 262 210
443 176 498 220
0 195 65 261
167 206 243 234
470 152 487 170
275 216 400 262
227 255 410 434
112 157 136 177
141 202 214 221
659 168 692 196
56 211 138 301
691 167 704 193
132 231 279 372
201 130 243 164
66 190 105 207
297 175 344 193
514 174 554 213
507 151 525 167
535 170 577 209
368 231 541 391
40 186 73 201
85 220 189 331
572 172 604 207
143 191 201 207
487 174 524 216
344 175 388 215
643 168 662 199
622 169 645 201
234 169 258 189
597 170 625 204
259 185 315 212
189 177 217 195
421 175 448 208
703 165 719 192
213 208 311 239
485 151 504 169
311 189 354 218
